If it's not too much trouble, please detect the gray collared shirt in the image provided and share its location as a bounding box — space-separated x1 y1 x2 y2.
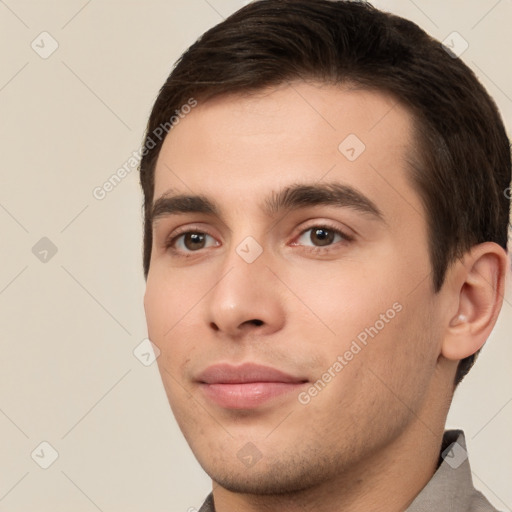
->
198 430 498 512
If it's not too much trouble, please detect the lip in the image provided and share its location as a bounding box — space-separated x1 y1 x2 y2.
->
196 363 308 409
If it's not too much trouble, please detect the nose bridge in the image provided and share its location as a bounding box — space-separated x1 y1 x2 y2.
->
211 234 267 311
218 213 268 286
204 232 284 336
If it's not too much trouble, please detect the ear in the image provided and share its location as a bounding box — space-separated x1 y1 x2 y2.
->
441 242 508 361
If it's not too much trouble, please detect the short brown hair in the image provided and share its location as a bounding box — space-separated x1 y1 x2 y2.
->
139 0 511 385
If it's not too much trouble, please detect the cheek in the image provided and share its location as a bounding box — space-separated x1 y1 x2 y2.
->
356 288 440 411
284 258 405 346
144 267 196 336
144 276 188 372
144 280 169 344
289 258 438 389
145 282 194 417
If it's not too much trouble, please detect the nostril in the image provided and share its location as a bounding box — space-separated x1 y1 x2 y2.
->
250 319 264 326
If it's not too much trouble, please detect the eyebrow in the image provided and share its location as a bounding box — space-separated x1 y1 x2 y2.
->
150 182 384 226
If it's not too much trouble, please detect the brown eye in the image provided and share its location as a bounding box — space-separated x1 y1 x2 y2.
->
167 231 217 253
295 225 350 250
310 227 335 246
183 232 207 250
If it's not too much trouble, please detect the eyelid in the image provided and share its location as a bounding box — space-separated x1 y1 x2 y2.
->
164 224 219 249
291 220 355 245
163 219 355 255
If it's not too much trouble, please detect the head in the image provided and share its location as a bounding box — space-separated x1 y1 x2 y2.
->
140 0 510 497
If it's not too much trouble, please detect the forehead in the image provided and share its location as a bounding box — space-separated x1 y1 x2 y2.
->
153 81 423 225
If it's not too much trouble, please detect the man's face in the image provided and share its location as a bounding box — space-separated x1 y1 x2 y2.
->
144 81 448 493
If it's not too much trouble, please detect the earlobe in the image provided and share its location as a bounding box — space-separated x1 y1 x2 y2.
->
441 242 508 362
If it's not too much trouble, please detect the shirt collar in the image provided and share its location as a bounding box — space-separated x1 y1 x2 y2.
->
406 429 494 511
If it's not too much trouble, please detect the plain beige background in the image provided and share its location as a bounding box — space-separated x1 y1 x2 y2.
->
0 1 511 511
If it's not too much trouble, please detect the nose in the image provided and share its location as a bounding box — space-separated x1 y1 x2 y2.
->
204 244 286 339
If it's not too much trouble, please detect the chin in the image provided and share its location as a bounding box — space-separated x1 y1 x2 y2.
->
208 470 315 496
196 450 338 496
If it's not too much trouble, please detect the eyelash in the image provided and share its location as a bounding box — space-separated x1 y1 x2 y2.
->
164 226 218 256
293 223 353 252
164 222 353 256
